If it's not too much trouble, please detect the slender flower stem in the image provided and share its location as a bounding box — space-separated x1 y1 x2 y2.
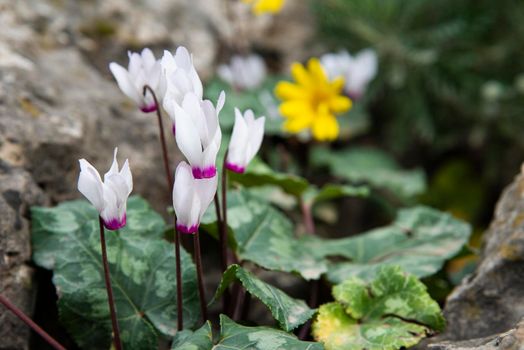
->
232 287 246 322
99 218 123 350
220 153 233 314
299 197 315 235
221 151 229 265
174 223 184 331
298 280 319 340
193 230 208 321
298 198 318 340
143 85 172 192
0 295 66 350
214 193 231 314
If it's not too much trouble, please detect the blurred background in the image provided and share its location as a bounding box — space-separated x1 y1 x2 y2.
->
1 0 523 348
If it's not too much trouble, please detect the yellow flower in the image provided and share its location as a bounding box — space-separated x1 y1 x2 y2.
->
275 58 352 141
242 0 285 15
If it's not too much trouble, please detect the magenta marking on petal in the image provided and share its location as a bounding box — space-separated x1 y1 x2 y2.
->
140 104 157 113
104 214 126 230
176 224 199 234
172 123 176 136
192 166 217 179
225 162 245 174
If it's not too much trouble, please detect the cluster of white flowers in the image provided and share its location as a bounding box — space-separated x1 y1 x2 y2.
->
78 47 265 233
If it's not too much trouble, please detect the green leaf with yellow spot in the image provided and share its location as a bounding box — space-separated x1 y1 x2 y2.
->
212 265 315 331
312 266 445 350
31 196 200 350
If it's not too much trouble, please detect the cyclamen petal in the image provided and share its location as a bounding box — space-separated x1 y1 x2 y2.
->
77 148 133 230
173 162 217 234
166 91 225 179
161 47 203 106
109 48 165 112
226 108 266 173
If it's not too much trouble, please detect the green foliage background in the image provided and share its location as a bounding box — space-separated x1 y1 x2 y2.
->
312 0 524 227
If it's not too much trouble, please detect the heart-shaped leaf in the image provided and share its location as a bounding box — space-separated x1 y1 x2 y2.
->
31 197 200 350
171 322 213 350
212 265 315 331
312 266 445 350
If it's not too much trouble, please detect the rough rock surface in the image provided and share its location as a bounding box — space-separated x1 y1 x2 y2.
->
438 170 524 341
0 0 313 348
429 318 524 350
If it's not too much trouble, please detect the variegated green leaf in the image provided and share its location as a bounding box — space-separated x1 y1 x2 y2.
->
312 266 445 350
212 265 315 331
171 322 213 350
312 146 426 199
203 190 470 283
215 315 324 350
31 197 199 350
229 158 309 197
202 190 328 280
317 206 471 283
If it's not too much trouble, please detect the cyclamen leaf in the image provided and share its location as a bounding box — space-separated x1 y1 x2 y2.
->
312 146 426 199
312 266 445 350
303 184 370 206
203 190 470 283
201 190 328 280
212 265 315 331
215 315 324 350
229 158 309 197
171 322 213 350
319 206 471 283
31 197 200 350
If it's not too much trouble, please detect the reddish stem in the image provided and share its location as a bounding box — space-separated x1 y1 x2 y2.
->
143 85 172 193
99 218 123 350
0 294 67 350
193 230 208 321
174 222 184 331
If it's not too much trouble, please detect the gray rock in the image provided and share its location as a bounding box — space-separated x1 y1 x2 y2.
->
428 319 524 350
440 171 524 341
0 0 314 348
0 166 47 350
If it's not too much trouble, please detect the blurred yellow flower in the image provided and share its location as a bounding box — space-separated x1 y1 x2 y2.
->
275 58 352 141
242 0 285 15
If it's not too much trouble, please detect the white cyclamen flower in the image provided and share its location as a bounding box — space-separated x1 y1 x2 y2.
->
217 54 267 91
109 48 166 113
78 148 133 230
226 108 265 173
161 47 204 108
321 49 378 100
165 91 225 179
173 161 217 234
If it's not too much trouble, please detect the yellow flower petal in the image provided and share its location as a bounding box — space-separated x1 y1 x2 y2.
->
329 95 352 113
330 77 346 93
275 81 308 100
253 0 285 15
291 62 312 87
283 114 314 133
279 100 312 118
308 58 328 83
312 108 339 141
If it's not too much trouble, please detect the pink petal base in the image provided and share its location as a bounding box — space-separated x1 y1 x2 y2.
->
176 224 198 234
225 162 245 174
347 90 363 101
140 104 157 113
192 166 217 179
172 124 176 136
104 215 126 231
